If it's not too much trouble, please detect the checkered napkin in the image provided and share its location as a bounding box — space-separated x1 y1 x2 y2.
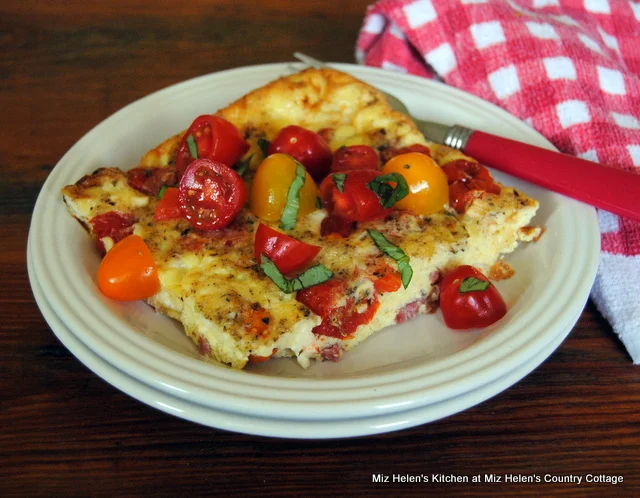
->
356 0 640 363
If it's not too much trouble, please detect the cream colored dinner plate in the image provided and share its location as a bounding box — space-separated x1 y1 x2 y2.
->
28 63 600 430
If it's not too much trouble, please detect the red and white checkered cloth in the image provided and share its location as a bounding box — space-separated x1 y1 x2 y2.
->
356 0 640 363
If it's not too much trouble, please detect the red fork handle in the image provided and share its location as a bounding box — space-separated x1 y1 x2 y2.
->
464 130 640 221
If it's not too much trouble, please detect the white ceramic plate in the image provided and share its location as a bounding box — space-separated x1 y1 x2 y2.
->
29 63 600 426
28 250 583 438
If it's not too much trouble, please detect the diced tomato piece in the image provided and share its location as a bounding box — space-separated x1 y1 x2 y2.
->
89 211 136 255
153 188 182 221
127 166 177 196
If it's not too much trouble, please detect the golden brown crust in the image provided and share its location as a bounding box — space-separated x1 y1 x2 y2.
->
138 68 430 169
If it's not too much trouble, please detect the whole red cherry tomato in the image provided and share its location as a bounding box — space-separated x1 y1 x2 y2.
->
175 115 249 177
319 169 391 222
268 125 332 181
254 223 321 274
330 145 379 173
439 265 507 330
178 159 247 230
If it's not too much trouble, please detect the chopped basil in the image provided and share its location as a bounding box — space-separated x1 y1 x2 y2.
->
367 173 409 208
367 229 413 289
157 185 168 199
279 162 307 230
459 277 490 293
332 173 346 193
234 154 253 178
257 138 270 156
260 255 333 293
186 134 198 159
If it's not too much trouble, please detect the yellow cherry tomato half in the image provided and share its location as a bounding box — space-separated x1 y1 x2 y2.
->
381 152 449 215
97 234 160 301
250 153 318 222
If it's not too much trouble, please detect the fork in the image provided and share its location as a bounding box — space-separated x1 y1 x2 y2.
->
293 52 640 222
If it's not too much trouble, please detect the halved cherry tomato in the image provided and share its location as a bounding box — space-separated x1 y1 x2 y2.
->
381 152 449 215
153 187 182 221
178 159 247 230
89 211 136 255
330 145 379 173
254 223 321 274
250 153 317 223
439 265 507 330
442 159 501 213
175 115 249 177
97 234 160 301
268 125 332 181
319 169 391 222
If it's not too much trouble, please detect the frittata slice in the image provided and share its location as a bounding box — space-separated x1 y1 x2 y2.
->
62 68 541 369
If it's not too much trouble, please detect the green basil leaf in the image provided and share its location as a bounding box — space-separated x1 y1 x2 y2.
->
289 264 334 291
316 196 323 209
367 172 409 208
459 277 490 293
157 185 168 200
234 154 253 178
257 138 270 157
186 134 198 159
367 229 413 289
260 255 333 293
279 162 307 230
332 173 346 193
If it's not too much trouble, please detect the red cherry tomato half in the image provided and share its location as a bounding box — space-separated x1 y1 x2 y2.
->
254 223 322 274
268 125 332 181
330 145 379 173
319 169 391 222
439 265 507 330
153 187 183 221
175 115 249 177
178 159 247 230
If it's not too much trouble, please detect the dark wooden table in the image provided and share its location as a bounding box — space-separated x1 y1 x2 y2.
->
2 1 639 496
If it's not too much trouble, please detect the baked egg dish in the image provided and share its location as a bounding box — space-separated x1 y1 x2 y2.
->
62 68 541 369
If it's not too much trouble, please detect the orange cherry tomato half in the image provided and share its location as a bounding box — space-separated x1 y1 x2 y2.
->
254 223 322 274
97 234 160 301
178 159 247 230
250 153 317 223
381 152 449 215
268 125 332 181
175 115 249 177
153 187 183 221
439 265 507 330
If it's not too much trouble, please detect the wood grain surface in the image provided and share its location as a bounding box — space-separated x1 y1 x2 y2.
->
2 1 639 496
